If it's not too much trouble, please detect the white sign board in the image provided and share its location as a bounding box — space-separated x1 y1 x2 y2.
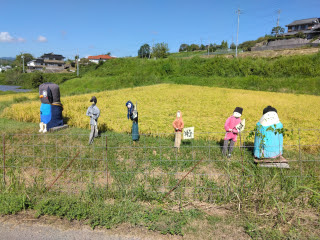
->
235 119 245 132
183 127 194 139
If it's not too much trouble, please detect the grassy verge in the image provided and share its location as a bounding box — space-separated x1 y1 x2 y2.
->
0 121 319 239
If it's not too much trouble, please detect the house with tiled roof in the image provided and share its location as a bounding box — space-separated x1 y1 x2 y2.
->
285 17 320 39
87 54 115 64
27 53 65 72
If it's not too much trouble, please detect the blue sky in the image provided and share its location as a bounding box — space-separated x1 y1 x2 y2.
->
1 0 319 59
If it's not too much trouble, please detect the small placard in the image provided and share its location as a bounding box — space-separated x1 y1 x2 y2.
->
183 127 194 139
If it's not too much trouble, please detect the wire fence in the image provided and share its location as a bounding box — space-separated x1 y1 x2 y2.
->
0 129 319 201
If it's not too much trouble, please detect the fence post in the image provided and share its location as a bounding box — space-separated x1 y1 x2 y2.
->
2 134 5 186
106 135 108 190
298 129 302 177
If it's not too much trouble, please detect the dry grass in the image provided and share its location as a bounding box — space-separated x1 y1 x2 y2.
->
201 47 320 59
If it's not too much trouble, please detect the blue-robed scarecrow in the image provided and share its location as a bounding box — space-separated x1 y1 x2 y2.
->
126 101 139 142
39 83 64 133
254 106 283 159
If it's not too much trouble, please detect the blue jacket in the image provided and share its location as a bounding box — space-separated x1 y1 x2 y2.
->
254 122 283 158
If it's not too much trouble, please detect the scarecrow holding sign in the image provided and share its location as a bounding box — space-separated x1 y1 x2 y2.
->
222 107 245 158
126 101 139 143
173 110 184 151
86 96 100 144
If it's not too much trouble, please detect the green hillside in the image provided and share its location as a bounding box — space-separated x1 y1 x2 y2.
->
2 51 320 96
61 52 320 95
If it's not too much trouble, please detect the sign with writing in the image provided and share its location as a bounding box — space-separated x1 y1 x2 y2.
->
183 127 194 139
235 119 246 132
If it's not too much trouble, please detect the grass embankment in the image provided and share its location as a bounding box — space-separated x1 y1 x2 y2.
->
0 126 319 239
2 51 320 95
3 84 320 152
60 52 320 96
0 71 77 89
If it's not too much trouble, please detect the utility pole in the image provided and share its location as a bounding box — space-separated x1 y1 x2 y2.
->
277 9 281 27
235 8 242 58
21 54 25 73
76 49 79 77
152 39 154 59
276 9 281 37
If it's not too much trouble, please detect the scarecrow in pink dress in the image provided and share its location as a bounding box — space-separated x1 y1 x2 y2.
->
222 107 243 157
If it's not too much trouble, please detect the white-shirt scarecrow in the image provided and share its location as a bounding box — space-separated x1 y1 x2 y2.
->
86 96 100 144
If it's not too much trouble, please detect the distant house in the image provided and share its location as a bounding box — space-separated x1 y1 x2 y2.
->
27 53 65 72
27 59 45 71
0 65 12 72
285 17 320 39
87 54 115 64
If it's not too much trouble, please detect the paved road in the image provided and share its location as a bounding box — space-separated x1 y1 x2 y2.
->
0 222 139 240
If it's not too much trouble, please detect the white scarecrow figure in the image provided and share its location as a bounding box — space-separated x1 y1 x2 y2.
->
254 106 283 158
86 96 100 144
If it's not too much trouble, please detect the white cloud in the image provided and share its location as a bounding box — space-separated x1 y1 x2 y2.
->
37 35 48 42
17 37 26 43
0 32 15 42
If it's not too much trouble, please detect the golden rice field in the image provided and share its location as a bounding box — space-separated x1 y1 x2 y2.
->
0 92 37 102
1 84 320 151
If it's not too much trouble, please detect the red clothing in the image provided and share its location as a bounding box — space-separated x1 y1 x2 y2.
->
173 113 184 132
224 116 241 141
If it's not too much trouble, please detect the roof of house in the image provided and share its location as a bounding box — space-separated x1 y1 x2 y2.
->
88 55 115 60
41 53 65 59
286 18 319 26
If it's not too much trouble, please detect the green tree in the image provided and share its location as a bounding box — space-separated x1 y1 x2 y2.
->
179 44 189 52
152 43 169 59
79 58 90 64
221 40 228 49
200 44 206 50
138 44 151 58
14 53 34 67
188 44 200 51
271 26 285 37
31 71 44 88
208 44 217 52
295 31 306 38
230 42 236 49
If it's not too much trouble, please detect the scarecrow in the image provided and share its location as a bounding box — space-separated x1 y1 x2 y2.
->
39 83 64 133
126 101 139 143
254 106 283 158
172 110 184 152
222 107 244 157
86 96 100 144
